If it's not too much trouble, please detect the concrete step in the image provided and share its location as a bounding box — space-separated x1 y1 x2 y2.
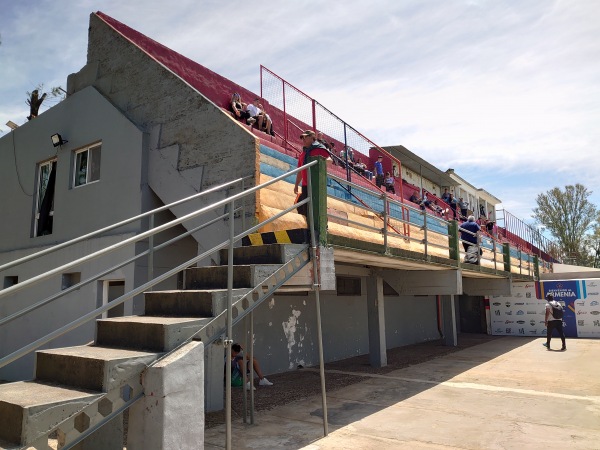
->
96 316 212 352
185 264 280 289
218 243 306 265
35 345 161 392
144 288 250 316
0 381 101 447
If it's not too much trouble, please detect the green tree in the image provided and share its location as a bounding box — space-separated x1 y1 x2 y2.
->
533 184 597 266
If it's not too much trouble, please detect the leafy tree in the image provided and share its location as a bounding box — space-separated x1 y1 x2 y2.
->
533 184 597 266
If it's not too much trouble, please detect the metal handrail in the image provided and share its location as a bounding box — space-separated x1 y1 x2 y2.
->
0 161 318 369
0 164 313 300
0 176 252 274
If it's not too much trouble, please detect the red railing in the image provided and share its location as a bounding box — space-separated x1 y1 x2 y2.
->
260 65 410 236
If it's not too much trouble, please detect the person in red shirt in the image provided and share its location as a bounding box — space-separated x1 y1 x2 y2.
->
293 130 330 216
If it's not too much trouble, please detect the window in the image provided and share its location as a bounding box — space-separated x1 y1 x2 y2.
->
34 159 57 237
73 144 101 187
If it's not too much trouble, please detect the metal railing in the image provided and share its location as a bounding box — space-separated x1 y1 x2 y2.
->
0 161 329 450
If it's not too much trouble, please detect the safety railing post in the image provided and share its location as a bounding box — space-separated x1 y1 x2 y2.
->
422 209 428 257
241 179 246 233
249 310 255 424
225 198 235 450
382 193 388 253
306 162 329 437
147 214 154 291
308 157 328 246
503 243 511 273
493 239 498 272
448 220 460 265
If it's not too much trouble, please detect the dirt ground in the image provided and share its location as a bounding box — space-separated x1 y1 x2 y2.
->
206 333 500 428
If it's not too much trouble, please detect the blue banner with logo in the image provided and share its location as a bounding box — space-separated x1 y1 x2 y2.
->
539 280 580 338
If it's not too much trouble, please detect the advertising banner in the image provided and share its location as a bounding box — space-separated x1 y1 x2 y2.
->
490 279 600 338
577 279 600 338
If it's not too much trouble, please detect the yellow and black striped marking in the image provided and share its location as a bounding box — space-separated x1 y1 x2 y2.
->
242 229 308 246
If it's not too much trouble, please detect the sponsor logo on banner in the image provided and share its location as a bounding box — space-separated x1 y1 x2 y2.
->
493 302 501 306
495 328 503 333
517 310 524 315
588 282 598 288
526 311 536 315
578 310 587 315
505 320 514 324
506 311 512 315
578 320 585 326
494 310 500 316
595 320 600 327
525 284 535 288
588 293 599 296
515 302 524 305
515 293 523 298
591 301 599 306
526 293 532 298
530 319 536 326
518 328 525 334
505 302 511 307
506 328 512 333
591 311 600 316
576 300 585 307
529 330 538 334
516 320 525 324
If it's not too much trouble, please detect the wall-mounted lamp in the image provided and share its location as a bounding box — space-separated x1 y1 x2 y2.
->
6 121 18 130
51 133 68 147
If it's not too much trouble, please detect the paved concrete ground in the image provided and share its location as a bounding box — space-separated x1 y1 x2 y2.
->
205 336 600 449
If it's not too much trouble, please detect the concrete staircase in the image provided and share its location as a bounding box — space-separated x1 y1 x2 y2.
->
0 243 310 449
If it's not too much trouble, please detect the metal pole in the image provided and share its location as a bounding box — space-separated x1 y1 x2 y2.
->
225 199 235 450
147 214 154 291
241 179 246 233
242 317 248 423
307 165 328 436
422 208 428 257
382 193 388 252
283 82 288 145
250 310 255 424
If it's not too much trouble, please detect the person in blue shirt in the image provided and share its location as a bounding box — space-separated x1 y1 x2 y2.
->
374 155 384 188
459 216 481 263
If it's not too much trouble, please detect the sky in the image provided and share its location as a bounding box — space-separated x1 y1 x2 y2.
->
1 0 599 227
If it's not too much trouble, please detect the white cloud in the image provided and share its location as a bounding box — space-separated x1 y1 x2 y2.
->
1 0 599 217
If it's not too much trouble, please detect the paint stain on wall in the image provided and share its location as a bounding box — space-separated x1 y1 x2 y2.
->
282 309 302 369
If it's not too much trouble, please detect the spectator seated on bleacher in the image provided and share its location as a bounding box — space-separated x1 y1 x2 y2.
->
246 98 273 136
354 158 367 175
384 172 395 194
430 199 445 215
421 192 433 209
230 93 255 125
409 190 423 208
317 132 332 150
339 147 355 168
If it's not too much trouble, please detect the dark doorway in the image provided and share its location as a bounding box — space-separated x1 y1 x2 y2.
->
459 295 486 333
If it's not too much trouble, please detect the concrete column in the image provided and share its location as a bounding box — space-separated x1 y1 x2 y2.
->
127 341 204 450
204 342 224 412
366 275 387 367
441 295 458 347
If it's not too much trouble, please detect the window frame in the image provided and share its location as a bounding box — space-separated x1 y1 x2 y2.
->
33 158 57 237
73 143 101 188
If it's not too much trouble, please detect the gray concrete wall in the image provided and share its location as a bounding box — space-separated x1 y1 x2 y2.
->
74 14 259 250
229 276 441 377
0 87 144 252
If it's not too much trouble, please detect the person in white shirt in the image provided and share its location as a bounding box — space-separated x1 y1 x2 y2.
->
246 98 273 135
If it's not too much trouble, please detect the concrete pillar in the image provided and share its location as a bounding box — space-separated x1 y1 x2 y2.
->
366 275 387 367
441 295 458 347
204 342 224 412
127 341 204 450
